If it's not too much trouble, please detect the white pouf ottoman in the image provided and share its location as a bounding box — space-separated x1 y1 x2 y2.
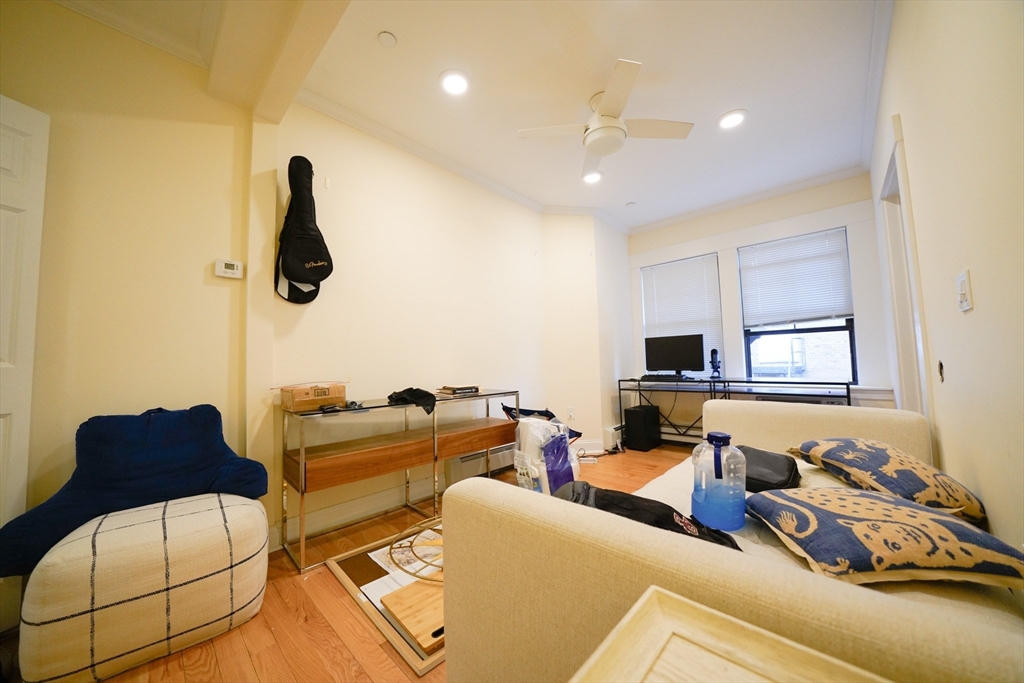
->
19 493 268 683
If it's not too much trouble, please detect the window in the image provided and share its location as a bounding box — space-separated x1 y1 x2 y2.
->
640 253 724 377
738 228 857 382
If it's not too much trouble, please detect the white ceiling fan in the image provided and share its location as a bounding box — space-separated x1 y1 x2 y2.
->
518 59 694 179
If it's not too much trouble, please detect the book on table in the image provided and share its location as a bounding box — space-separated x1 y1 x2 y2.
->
438 385 479 395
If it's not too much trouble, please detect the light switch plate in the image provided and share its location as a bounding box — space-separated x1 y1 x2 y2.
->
956 270 972 312
215 259 244 279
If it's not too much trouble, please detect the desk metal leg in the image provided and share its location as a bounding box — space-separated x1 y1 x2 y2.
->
282 412 312 573
298 419 306 571
299 491 306 570
404 408 412 508
432 408 439 516
485 400 491 477
281 411 291 568
618 386 623 442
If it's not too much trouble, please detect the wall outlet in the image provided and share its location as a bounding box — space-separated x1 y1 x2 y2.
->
567 406 575 422
956 270 973 312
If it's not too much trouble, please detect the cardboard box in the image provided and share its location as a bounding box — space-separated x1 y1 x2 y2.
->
281 382 347 413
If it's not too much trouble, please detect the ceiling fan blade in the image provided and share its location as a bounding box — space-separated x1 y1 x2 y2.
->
582 154 602 177
518 124 586 139
625 119 694 139
598 59 641 118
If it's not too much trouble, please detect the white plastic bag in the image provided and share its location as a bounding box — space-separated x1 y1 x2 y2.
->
513 417 579 494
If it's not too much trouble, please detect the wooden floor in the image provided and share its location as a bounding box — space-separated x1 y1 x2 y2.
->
6 444 690 683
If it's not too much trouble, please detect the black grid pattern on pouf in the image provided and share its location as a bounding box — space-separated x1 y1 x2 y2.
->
20 494 268 683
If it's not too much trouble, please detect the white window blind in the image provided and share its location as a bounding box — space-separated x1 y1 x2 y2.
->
640 253 723 376
738 227 854 328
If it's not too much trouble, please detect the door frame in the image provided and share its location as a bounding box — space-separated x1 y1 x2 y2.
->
0 94 50 634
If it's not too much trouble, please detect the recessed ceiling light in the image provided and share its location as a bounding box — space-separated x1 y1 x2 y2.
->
440 70 469 95
378 31 397 48
718 109 747 129
583 171 602 184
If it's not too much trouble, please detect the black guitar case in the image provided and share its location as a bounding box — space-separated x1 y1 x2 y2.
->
276 156 332 303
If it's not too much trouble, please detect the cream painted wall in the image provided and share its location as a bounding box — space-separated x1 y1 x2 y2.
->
268 102 560 525
593 219 635 447
244 118 280 531
869 1 1023 547
0 1 252 507
275 104 546 400
541 214 604 451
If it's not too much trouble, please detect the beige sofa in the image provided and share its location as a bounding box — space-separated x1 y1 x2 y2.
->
444 400 1024 683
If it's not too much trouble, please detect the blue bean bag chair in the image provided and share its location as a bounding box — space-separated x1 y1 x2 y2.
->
0 404 267 577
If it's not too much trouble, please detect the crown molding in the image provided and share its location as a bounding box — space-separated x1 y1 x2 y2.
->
630 166 868 236
294 89 545 214
53 0 217 68
542 206 629 234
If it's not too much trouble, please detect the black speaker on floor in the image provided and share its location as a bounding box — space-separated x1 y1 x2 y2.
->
624 405 661 451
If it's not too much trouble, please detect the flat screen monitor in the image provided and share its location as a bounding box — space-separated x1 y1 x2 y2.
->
645 334 705 374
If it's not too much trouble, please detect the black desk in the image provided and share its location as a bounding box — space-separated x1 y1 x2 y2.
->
618 378 851 445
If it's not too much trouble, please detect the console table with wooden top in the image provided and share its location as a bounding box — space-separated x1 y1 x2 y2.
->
282 389 519 571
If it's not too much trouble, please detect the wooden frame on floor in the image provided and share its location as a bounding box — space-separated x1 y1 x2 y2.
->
325 517 446 677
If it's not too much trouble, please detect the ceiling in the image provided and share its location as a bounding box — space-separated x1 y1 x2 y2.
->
55 0 892 234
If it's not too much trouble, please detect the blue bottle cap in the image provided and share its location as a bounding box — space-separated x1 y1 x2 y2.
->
707 431 731 446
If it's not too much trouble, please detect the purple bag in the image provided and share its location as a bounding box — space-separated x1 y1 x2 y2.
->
542 433 574 493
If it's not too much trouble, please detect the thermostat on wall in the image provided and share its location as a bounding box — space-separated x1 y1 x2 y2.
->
215 259 244 279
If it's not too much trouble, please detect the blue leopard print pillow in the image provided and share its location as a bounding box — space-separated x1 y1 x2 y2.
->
746 488 1023 588
788 438 986 524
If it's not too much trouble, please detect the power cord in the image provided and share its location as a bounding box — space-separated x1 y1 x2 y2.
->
641 389 702 438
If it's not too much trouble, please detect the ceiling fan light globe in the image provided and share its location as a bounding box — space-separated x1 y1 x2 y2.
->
583 125 626 157
583 171 602 184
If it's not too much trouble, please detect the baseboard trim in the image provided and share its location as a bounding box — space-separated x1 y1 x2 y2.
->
573 439 606 455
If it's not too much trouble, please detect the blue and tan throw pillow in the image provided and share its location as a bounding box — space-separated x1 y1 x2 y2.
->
788 438 986 524
746 488 1023 588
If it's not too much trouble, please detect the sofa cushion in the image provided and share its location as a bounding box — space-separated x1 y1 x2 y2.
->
0 404 267 577
788 438 985 523
746 488 1023 588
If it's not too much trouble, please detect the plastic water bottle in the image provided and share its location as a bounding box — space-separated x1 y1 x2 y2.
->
691 431 746 531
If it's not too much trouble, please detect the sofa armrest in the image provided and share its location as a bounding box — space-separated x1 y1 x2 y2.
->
703 399 933 464
444 478 1021 683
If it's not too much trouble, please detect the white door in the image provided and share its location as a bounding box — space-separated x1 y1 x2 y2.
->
0 96 49 632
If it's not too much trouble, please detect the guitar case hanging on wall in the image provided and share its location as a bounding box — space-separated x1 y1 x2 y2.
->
276 156 333 304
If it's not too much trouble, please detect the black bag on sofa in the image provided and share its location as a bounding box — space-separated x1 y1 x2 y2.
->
277 156 332 292
738 445 801 492
553 480 740 550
